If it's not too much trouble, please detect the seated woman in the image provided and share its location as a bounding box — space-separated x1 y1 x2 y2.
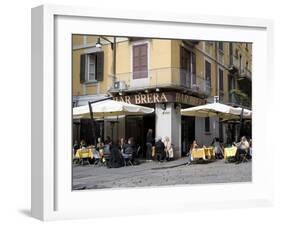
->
186 140 199 165
119 137 127 153
211 137 224 159
96 137 105 158
164 136 174 161
122 137 137 162
234 136 250 164
80 139 87 149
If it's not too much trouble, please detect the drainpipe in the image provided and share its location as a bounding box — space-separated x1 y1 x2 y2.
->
215 42 219 97
112 37 117 87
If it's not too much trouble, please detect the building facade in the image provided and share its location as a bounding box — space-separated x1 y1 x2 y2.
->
72 35 252 158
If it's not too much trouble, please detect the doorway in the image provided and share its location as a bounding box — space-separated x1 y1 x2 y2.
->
181 116 195 156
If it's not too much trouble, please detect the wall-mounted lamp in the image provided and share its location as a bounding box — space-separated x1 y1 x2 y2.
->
156 88 160 92
160 103 166 110
95 38 102 48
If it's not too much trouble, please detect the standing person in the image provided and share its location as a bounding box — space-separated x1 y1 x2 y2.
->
146 129 154 161
234 136 250 164
164 136 174 161
155 137 165 162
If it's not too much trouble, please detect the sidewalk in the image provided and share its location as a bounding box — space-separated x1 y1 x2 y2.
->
72 157 252 190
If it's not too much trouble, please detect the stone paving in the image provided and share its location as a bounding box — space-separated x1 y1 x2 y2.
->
72 157 252 190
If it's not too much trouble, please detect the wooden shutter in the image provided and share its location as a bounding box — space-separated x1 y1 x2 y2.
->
96 51 104 81
133 44 148 79
205 61 211 81
219 69 224 92
80 54 86 83
191 52 196 84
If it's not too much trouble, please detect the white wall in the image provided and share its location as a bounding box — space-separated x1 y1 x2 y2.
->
155 103 181 158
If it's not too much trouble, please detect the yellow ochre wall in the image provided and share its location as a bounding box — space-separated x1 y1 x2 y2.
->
72 35 252 103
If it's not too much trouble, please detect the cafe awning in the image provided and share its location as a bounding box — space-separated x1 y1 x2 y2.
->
181 102 251 119
73 99 154 119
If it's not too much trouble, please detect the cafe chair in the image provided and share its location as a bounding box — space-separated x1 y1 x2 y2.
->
123 153 133 166
78 150 91 166
93 150 102 166
240 149 250 163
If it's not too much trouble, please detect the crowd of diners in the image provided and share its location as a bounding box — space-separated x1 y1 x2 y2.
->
73 128 252 167
187 136 252 165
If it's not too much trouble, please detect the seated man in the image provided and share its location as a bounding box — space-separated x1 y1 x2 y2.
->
155 137 165 162
234 136 250 164
122 137 136 164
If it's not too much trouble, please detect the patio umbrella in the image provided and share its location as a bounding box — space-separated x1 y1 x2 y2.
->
73 99 154 119
73 100 154 144
181 102 251 120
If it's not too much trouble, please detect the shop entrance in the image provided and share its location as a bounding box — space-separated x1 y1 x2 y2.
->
181 116 195 156
125 114 155 159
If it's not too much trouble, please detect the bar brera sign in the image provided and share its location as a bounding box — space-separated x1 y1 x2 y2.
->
113 92 206 106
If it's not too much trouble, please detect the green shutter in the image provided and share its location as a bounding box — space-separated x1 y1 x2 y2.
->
80 54 86 83
96 51 104 81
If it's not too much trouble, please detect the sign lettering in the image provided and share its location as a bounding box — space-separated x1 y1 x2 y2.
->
114 92 206 106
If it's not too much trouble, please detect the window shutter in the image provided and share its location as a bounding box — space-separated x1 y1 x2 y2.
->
80 54 86 83
133 44 148 79
96 51 104 81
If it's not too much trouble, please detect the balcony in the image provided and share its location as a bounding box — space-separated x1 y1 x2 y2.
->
110 67 211 97
240 68 252 80
228 55 240 72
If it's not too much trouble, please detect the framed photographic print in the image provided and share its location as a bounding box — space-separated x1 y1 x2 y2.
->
31 4 274 221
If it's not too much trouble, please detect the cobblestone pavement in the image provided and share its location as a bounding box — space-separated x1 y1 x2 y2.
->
72 157 252 190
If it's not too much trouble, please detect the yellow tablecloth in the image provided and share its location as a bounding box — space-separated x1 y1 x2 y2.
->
74 148 94 159
192 147 214 160
205 147 215 159
224 146 237 160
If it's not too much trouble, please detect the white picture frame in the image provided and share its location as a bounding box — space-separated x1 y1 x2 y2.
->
31 4 274 221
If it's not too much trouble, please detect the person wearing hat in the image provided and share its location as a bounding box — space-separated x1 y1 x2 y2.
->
155 136 165 162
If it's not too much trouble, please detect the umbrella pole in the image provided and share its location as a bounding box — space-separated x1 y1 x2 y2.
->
88 97 113 145
88 101 96 146
117 115 119 143
239 107 244 139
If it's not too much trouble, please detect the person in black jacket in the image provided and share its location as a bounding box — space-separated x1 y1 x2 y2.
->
146 129 154 161
108 142 124 168
155 137 165 162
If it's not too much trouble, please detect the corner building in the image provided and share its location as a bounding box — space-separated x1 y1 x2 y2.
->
72 35 252 158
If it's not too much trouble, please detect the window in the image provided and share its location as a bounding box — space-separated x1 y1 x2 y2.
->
205 60 211 94
205 117 210 133
180 46 196 88
80 52 104 83
88 54 96 81
219 68 224 93
132 43 148 79
218 42 224 53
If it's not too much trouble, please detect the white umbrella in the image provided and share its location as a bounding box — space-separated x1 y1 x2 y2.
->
181 102 251 119
73 99 154 119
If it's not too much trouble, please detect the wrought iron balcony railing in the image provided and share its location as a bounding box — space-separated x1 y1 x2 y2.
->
110 67 211 96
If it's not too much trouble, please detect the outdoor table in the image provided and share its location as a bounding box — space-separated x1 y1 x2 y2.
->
191 147 214 160
204 147 215 160
74 148 94 160
224 146 237 160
